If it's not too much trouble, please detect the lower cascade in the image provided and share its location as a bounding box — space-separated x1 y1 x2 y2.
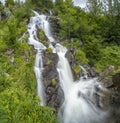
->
59 78 108 123
27 11 109 123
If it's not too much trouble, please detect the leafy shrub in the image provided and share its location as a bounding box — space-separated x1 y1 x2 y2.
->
0 87 58 123
95 45 120 72
75 49 88 64
72 65 81 75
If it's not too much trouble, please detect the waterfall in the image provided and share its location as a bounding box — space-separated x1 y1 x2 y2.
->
27 11 109 122
27 12 47 106
59 78 108 123
56 44 73 97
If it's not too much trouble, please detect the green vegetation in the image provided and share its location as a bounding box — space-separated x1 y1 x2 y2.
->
75 49 88 64
95 45 120 72
52 0 120 72
38 29 46 41
0 1 58 122
51 78 57 86
72 65 81 75
46 60 53 65
0 0 120 122
46 48 53 54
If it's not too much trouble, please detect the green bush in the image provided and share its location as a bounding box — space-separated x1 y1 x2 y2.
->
51 78 57 86
83 35 102 61
75 49 88 64
0 87 58 123
95 45 120 72
38 29 46 41
46 48 53 54
72 65 81 75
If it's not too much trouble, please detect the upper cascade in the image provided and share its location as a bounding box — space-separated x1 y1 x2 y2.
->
32 11 55 43
27 11 48 106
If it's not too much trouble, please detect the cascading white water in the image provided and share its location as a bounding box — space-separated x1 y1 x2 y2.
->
55 44 108 123
27 11 109 123
56 44 74 97
79 65 88 79
59 78 108 123
27 11 47 106
27 10 57 106
34 50 46 106
33 10 55 43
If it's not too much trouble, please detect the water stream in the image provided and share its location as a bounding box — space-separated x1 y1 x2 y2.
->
27 12 47 106
27 11 109 123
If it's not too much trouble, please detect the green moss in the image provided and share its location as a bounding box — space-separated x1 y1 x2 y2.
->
51 78 57 86
114 66 120 74
38 29 45 41
46 48 53 54
46 60 52 65
42 41 49 47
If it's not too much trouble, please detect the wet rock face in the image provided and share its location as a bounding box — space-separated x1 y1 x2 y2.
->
88 67 97 77
109 90 120 123
95 68 120 123
110 72 120 123
112 73 120 89
65 49 80 80
49 17 60 38
43 52 64 110
65 49 75 65
98 66 115 88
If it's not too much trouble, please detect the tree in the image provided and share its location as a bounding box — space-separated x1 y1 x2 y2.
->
102 0 120 44
5 0 14 7
31 0 53 10
87 0 103 15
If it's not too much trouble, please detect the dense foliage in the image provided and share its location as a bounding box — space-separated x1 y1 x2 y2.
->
0 0 120 122
0 1 58 123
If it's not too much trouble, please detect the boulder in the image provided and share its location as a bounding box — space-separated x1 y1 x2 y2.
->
88 67 97 77
112 73 120 89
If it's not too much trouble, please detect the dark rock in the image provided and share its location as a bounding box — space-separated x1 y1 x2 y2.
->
44 80 51 87
47 71 58 79
99 66 114 81
109 91 120 123
101 77 114 88
46 86 55 95
42 51 62 110
88 67 97 77
112 73 120 88
5 49 13 55
101 72 120 123
98 66 115 89
54 87 64 109
66 49 76 65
